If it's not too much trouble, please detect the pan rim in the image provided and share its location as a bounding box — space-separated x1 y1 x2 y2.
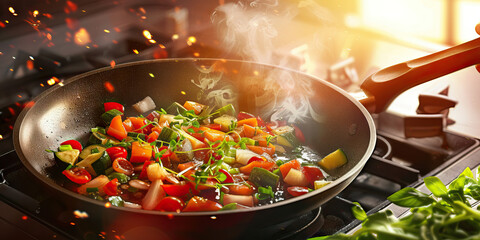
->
13 57 376 217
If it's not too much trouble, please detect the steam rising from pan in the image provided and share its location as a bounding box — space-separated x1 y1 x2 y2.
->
206 0 333 123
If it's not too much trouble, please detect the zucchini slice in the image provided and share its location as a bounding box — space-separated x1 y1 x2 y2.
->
318 148 347 170
88 132 119 145
127 132 146 141
158 127 178 142
79 145 107 159
166 102 188 115
101 109 123 125
249 167 279 188
213 114 237 132
76 151 112 176
55 149 80 166
273 126 300 148
210 104 235 120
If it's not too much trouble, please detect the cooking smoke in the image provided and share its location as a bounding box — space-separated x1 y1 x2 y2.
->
201 0 336 123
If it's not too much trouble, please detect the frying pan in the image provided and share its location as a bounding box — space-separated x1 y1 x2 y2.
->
12 37 480 240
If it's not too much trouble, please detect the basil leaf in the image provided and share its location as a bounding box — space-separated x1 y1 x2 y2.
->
424 176 448 197
466 184 480 200
351 202 367 221
449 175 466 192
387 187 434 207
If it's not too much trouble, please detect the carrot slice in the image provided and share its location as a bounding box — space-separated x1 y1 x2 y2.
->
228 184 255 195
183 101 205 115
204 128 227 142
239 161 275 174
243 124 257 138
107 115 127 140
130 141 152 163
279 159 301 178
237 118 258 127
122 118 134 132
246 145 275 157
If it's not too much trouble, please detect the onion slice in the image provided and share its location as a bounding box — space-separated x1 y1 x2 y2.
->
142 179 166 210
133 96 156 113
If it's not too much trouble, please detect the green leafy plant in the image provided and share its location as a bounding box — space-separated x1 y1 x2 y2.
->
312 167 480 240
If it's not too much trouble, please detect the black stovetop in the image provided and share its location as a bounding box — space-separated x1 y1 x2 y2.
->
0 129 478 240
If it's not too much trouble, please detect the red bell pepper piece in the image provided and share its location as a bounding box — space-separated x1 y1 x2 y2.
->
287 186 310 197
218 169 234 183
292 124 306 143
105 146 127 160
104 102 124 113
139 160 154 179
237 111 255 120
60 139 83 152
103 178 119 196
302 166 325 186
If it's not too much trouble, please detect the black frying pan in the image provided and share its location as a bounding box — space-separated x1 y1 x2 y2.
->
12 36 480 239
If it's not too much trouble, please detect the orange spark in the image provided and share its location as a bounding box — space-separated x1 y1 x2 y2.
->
105 202 111 208
104 81 115 93
17 95 22 98
65 0 78 13
8 107 15 116
33 10 39 17
70 222 76 226
193 52 200 57
46 33 52 40
0 135 3 140
47 78 56 85
167 214 174 220
172 34 179 40
26 60 34 70
153 48 167 59
110 60 115 68
9 7 18 16
23 101 35 108
73 210 89 219
139 7 146 14
104 29 110 33
74 28 91 46
21 216 28 220
40 83 45 87
43 13 52 19
0 22 5 28
114 27 120 32
143 30 152 39
133 49 139 54
187 36 196 46
65 18 78 30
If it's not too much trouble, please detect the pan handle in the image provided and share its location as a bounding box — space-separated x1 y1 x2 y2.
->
360 37 480 113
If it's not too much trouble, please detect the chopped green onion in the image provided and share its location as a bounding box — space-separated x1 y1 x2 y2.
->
86 187 99 193
58 144 73 152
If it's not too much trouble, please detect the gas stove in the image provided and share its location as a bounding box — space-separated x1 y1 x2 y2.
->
2 1 480 239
